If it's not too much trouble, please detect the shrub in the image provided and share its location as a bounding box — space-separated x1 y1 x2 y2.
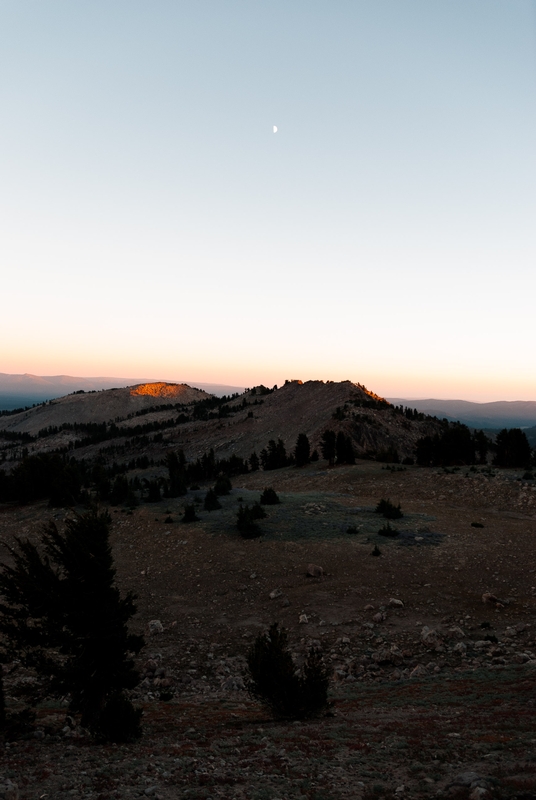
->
93 693 142 743
371 545 382 556
245 623 330 720
250 501 267 520
378 522 399 537
204 488 222 511
375 498 403 519
236 504 261 538
260 487 280 505
182 504 199 523
214 474 232 496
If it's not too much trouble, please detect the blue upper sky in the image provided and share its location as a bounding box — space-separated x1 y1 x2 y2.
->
1 1 535 400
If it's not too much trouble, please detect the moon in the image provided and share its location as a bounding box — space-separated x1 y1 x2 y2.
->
273 125 277 133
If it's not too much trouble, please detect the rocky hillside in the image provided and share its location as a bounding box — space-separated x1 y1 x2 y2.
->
178 379 440 462
0 379 445 468
0 382 211 436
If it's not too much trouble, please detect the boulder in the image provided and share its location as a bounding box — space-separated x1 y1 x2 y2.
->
148 619 164 635
306 564 324 578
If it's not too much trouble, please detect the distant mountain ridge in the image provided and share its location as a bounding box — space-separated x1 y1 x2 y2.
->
387 397 536 429
1 379 441 463
0 372 245 409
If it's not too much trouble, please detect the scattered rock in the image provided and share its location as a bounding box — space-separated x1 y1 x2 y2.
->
421 626 442 648
482 592 508 608
306 564 324 578
148 619 164 635
269 588 282 599
409 664 427 679
299 613 309 624
388 598 404 608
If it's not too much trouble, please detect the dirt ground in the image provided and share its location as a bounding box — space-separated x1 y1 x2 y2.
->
1 460 536 799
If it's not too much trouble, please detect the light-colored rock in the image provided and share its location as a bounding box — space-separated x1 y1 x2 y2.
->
148 619 164 635
269 588 282 599
299 613 309 624
388 598 404 608
410 664 427 678
421 626 441 647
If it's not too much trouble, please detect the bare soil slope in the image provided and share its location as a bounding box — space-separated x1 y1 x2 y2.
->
0 383 211 435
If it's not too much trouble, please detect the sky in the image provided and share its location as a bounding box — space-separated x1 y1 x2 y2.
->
1 1 535 401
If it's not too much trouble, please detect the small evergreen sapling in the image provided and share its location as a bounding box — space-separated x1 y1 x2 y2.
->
246 623 330 720
375 498 403 519
204 488 221 511
260 487 280 505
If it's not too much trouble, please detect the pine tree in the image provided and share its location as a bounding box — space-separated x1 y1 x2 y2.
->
0 510 144 739
320 430 336 466
294 433 311 467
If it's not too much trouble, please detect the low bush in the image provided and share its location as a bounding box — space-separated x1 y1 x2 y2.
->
93 693 142 743
260 487 280 505
250 501 267 520
182 504 199 523
245 623 330 720
378 522 399 537
237 504 261 538
204 488 222 511
375 498 403 519
214 474 232 496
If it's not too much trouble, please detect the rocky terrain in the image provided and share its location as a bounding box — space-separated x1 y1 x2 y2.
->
1 456 536 799
0 379 441 464
0 383 211 436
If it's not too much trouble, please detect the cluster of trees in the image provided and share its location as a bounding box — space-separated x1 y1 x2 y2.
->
0 511 143 742
259 439 293 471
0 453 85 505
416 423 533 468
320 430 355 467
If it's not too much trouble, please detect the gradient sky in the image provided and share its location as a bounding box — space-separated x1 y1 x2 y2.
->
1 1 535 401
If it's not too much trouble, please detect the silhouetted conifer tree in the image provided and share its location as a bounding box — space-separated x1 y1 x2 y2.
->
494 428 532 468
0 511 143 739
294 433 311 467
320 430 336 466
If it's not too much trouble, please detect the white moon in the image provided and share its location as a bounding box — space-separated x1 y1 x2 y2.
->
273 125 277 133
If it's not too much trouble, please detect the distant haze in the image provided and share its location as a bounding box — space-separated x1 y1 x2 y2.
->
387 397 536 430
